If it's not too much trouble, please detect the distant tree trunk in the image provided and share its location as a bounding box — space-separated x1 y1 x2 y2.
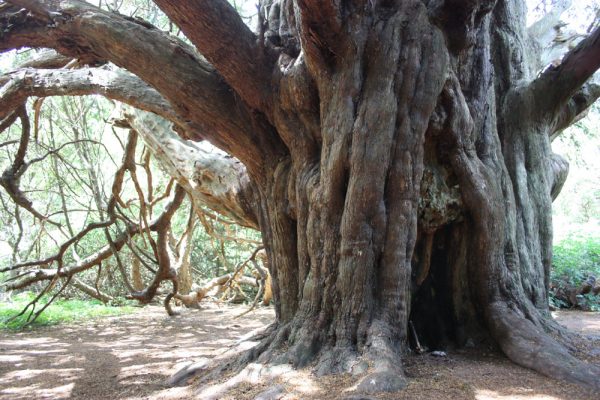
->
131 256 144 292
256 250 272 306
174 204 196 295
72 277 113 303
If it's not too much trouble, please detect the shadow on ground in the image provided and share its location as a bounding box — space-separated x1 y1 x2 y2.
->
0 304 273 400
0 305 598 400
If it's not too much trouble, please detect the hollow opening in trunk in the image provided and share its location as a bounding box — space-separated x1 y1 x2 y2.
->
409 226 490 352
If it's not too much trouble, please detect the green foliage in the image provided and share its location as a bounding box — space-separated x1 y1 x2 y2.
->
552 235 600 281
0 292 136 331
552 103 600 227
575 293 600 312
550 235 600 310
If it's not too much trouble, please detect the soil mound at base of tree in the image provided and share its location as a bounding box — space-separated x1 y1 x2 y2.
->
0 305 597 400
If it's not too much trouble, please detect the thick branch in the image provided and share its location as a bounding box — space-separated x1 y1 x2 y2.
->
527 0 572 41
531 25 600 117
0 67 178 123
551 82 600 138
71 276 113 303
294 0 342 73
18 50 72 69
153 0 273 112
549 153 569 201
125 110 259 229
1 0 281 175
6 0 60 21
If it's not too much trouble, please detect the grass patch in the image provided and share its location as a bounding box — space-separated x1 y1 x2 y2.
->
0 292 137 331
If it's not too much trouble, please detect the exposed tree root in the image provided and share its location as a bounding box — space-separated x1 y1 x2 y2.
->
166 306 600 398
171 318 410 397
488 301 600 390
356 320 408 393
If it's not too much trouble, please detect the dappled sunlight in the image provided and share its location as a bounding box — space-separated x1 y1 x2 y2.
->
0 336 62 347
1 305 597 399
0 305 276 399
50 355 86 367
1 367 83 381
196 362 339 399
1 382 75 399
0 355 23 363
476 389 565 400
266 366 322 395
0 366 82 400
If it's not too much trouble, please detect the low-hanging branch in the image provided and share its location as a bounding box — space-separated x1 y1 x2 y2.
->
128 185 186 307
124 110 259 229
0 67 181 129
174 246 270 310
1 187 185 291
1 127 139 280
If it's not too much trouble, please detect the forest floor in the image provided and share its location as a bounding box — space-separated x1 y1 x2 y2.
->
0 304 598 400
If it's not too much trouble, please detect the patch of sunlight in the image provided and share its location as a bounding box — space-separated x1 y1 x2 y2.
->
119 361 172 377
0 367 83 382
279 373 320 394
0 355 23 362
476 389 563 400
0 337 60 346
1 382 74 400
122 386 193 400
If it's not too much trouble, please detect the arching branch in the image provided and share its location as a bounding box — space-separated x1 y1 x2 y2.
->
153 0 274 113
0 105 61 226
530 25 600 118
551 82 600 138
124 110 259 229
17 49 72 69
0 67 178 123
0 0 282 176
527 0 572 40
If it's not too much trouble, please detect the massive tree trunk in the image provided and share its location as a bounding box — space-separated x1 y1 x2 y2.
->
234 0 599 391
1 0 600 393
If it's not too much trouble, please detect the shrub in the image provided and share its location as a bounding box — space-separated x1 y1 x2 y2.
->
550 235 600 311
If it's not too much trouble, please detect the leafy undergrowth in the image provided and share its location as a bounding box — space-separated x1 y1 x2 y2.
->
0 292 137 331
550 235 600 311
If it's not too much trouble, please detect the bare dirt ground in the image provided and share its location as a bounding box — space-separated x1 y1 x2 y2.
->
0 305 598 400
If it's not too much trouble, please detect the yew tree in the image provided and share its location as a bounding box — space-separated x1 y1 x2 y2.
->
1 0 600 393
